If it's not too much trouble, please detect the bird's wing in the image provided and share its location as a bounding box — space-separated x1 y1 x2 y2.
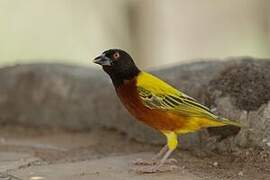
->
136 72 217 119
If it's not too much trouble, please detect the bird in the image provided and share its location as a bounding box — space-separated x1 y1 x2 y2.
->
93 49 242 173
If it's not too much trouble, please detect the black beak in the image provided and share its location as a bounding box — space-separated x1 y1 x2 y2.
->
93 54 112 66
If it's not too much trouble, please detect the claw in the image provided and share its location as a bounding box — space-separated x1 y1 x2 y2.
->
167 158 178 164
132 158 155 165
132 158 178 165
133 164 178 174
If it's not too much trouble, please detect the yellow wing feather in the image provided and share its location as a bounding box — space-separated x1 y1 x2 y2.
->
136 72 241 127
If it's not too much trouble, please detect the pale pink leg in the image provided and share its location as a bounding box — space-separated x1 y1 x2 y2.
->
133 145 177 165
134 149 178 174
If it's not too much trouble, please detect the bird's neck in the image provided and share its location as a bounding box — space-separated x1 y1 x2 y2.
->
105 66 141 88
110 71 141 87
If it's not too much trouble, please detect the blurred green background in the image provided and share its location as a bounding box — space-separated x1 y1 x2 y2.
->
0 0 270 68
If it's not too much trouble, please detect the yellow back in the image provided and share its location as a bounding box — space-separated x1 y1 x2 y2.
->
136 72 182 96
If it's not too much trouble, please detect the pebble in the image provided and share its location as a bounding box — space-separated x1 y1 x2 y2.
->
213 162 218 167
238 171 244 176
30 176 45 180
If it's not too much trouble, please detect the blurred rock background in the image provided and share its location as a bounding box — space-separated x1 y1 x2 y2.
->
0 0 269 151
0 59 269 152
0 0 270 68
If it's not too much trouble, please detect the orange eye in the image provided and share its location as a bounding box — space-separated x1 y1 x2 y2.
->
113 52 120 60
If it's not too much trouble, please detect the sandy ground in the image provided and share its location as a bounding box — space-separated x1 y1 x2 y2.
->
0 127 269 180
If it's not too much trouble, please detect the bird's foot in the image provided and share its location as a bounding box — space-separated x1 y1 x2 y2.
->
132 164 178 174
132 158 177 165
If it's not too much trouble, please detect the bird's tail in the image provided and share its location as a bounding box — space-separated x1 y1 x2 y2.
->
219 117 243 128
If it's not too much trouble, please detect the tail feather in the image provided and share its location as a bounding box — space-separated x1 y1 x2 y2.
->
207 117 244 141
219 117 243 128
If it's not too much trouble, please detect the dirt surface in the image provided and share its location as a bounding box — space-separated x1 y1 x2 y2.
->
0 127 269 180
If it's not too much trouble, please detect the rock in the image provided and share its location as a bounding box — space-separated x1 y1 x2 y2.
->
207 60 270 111
0 58 269 151
204 59 270 150
0 64 107 129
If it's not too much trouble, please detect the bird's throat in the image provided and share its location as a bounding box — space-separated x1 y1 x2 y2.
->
104 66 141 88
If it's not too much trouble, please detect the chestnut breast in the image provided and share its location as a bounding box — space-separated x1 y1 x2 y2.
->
115 79 187 131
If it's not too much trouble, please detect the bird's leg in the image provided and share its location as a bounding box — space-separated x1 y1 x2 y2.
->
133 132 178 173
133 145 168 165
153 145 178 164
134 149 178 173
154 145 178 164
152 145 168 160
133 145 177 165
153 149 176 171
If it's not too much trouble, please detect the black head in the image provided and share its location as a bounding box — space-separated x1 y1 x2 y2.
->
93 49 140 87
